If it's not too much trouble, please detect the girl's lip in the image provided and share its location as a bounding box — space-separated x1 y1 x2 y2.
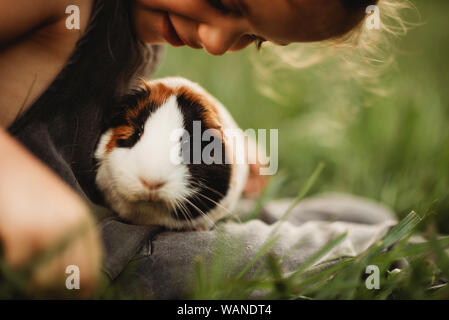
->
162 13 185 47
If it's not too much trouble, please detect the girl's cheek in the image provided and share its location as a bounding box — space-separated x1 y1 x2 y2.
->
133 7 166 44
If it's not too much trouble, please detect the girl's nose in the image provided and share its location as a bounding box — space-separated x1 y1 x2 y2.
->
198 24 245 55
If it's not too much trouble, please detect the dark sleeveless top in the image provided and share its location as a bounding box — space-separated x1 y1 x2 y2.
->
7 0 163 218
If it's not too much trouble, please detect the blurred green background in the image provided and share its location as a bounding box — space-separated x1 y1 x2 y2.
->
154 0 449 232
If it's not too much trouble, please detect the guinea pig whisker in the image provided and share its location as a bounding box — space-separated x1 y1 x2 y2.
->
176 198 198 225
184 195 213 223
190 179 226 198
190 181 242 223
189 180 230 210
167 200 180 221
177 204 190 223
191 191 231 217
188 194 218 227
182 197 214 227
173 199 191 223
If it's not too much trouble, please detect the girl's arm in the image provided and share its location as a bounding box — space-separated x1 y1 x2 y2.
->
0 127 102 297
0 0 75 43
0 0 101 297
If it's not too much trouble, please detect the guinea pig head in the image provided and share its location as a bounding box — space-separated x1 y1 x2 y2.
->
95 78 233 229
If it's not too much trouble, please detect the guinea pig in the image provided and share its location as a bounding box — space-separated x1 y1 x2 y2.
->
94 77 249 230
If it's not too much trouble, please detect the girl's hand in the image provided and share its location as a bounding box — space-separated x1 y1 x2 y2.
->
0 129 102 298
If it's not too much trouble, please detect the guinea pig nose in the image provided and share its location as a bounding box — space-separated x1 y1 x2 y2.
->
139 178 165 191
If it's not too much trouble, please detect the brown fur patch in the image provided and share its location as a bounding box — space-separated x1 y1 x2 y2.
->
106 81 175 153
142 80 174 109
106 81 225 153
106 125 135 152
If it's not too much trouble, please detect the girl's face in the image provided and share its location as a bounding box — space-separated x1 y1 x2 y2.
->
134 0 366 55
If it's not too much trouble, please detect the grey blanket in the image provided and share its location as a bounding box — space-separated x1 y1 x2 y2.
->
100 193 397 299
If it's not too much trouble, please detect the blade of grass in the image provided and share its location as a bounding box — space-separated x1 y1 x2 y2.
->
287 232 348 281
235 235 280 280
388 236 449 259
381 211 423 250
265 162 325 245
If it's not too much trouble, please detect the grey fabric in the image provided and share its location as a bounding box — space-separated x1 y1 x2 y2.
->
100 218 162 279
257 193 397 225
100 193 397 299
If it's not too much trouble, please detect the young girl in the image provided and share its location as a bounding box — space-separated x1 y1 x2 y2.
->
0 0 403 297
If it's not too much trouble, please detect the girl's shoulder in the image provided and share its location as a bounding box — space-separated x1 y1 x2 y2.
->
0 0 94 127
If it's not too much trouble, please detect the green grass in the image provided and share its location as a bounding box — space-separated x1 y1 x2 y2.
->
189 213 449 300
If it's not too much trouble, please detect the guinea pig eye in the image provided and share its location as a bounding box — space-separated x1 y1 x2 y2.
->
116 131 140 148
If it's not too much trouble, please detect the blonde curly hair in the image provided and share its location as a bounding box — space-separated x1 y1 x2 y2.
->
253 0 415 94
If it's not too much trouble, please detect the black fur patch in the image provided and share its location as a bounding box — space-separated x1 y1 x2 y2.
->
174 93 232 221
